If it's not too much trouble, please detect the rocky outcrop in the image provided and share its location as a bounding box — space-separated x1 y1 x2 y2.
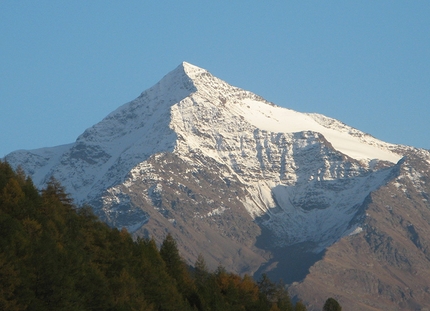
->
288 150 430 310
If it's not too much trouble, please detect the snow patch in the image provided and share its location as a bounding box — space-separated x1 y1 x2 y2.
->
235 99 401 163
206 206 227 217
348 226 363 236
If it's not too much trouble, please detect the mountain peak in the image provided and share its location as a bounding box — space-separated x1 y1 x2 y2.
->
5 61 430 310
181 61 207 77
165 61 208 83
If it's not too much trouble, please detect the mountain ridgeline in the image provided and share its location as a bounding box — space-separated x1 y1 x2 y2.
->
5 62 430 310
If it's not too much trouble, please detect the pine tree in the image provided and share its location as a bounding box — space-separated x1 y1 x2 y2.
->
323 297 342 311
160 233 185 281
194 253 209 289
0 254 24 311
294 300 307 311
42 176 73 207
160 233 197 307
0 161 16 190
1 178 25 216
258 273 277 304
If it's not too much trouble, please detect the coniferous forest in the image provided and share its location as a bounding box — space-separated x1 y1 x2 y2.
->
0 161 340 311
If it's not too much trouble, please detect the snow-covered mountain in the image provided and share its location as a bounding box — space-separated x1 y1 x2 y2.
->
6 62 430 310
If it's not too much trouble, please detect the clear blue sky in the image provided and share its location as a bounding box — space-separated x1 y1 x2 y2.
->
1 1 429 157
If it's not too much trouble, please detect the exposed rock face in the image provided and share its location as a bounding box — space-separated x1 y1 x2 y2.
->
5 62 430 310
289 150 430 310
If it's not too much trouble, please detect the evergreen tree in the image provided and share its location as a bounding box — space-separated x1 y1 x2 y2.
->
0 254 24 311
294 300 307 311
323 297 342 311
160 233 186 282
194 253 209 288
42 176 73 206
160 233 197 308
0 161 16 190
258 273 278 308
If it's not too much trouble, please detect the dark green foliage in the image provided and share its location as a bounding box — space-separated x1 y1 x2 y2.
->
257 274 294 311
323 298 342 311
0 161 159 310
160 233 187 285
0 161 329 311
294 301 307 311
160 233 197 308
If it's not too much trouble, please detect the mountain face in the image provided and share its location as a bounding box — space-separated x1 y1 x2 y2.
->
6 62 430 310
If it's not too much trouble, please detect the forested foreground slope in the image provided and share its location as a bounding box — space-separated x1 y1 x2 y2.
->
0 161 340 311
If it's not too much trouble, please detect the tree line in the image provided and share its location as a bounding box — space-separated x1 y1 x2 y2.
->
0 161 340 311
